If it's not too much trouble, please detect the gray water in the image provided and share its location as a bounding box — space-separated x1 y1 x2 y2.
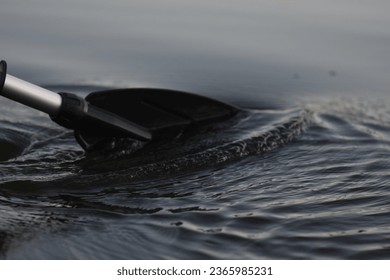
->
1 0 390 259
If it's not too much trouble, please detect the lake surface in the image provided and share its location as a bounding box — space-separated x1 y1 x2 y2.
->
1 0 390 259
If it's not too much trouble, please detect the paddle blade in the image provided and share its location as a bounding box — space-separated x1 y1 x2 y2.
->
75 88 239 150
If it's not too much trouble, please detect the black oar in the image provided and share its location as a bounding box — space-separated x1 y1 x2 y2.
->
0 60 238 151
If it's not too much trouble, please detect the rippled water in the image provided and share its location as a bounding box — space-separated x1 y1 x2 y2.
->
1 0 390 259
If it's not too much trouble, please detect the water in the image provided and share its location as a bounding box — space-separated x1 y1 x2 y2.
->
1 0 390 259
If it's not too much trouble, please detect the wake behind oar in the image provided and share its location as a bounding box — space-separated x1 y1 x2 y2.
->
0 60 238 151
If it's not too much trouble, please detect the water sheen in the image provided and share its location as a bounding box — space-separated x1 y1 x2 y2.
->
1 90 390 259
1 0 390 259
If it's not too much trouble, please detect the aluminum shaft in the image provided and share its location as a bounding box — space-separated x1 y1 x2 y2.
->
2 73 62 116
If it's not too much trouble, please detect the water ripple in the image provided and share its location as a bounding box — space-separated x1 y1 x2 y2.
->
2 94 390 259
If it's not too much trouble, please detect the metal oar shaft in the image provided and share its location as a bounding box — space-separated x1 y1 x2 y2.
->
2 73 62 116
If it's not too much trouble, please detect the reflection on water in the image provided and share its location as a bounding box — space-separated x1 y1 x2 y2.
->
1 0 390 259
2 0 390 97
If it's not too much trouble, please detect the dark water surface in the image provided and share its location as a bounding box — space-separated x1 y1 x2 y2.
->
1 0 390 259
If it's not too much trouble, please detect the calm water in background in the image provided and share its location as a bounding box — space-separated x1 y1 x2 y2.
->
1 0 390 259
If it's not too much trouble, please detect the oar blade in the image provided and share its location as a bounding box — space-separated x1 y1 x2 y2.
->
76 88 238 150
